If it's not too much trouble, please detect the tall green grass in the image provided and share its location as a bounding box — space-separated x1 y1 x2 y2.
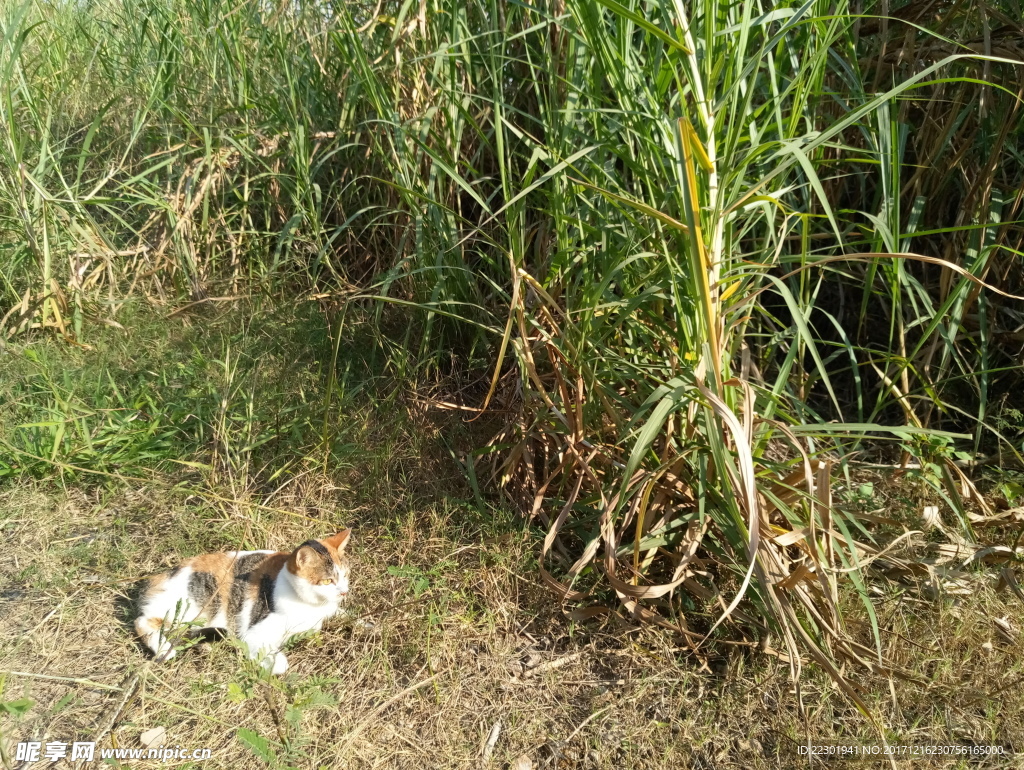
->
2 0 1023 707
0 304 337 483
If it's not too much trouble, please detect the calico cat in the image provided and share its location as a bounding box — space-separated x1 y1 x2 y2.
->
135 530 351 675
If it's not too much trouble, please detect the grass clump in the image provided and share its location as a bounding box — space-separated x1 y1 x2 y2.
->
0 302 336 483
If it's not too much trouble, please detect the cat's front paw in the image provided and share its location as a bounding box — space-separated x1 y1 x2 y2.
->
155 645 178 663
152 638 177 662
262 652 289 676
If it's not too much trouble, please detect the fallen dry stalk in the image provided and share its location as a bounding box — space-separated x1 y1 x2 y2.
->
75 673 142 770
521 651 586 679
480 720 501 765
2 671 124 692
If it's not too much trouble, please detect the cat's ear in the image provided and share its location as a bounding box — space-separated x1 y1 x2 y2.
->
324 529 351 551
294 545 319 569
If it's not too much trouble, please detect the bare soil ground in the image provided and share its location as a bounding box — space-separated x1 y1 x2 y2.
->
1 477 1022 770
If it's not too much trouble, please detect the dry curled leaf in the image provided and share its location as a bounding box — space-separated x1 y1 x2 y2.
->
993 617 1017 645
921 505 942 530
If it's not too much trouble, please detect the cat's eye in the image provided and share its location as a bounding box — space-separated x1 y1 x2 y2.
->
319 579 334 586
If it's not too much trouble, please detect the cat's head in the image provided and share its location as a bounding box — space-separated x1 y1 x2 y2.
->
288 530 351 602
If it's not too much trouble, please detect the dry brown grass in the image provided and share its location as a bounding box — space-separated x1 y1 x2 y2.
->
0 473 1022 770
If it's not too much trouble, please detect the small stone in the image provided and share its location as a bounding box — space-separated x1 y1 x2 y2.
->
140 727 167 749
510 754 533 770
520 652 542 671
353 617 379 635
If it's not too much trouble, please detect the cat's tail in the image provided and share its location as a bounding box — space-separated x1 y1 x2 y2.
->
135 615 177 662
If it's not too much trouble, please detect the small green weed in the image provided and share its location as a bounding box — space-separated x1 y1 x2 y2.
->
234 672 338 770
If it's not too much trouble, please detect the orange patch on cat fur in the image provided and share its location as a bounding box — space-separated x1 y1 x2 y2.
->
287 547 329 582
134 615 166 637
188 552 235 614
141 573 167 600
286 532 350 584
187 552 233 576
249 553 290 589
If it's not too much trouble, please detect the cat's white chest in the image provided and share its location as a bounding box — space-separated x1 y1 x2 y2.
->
276 593 340 634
